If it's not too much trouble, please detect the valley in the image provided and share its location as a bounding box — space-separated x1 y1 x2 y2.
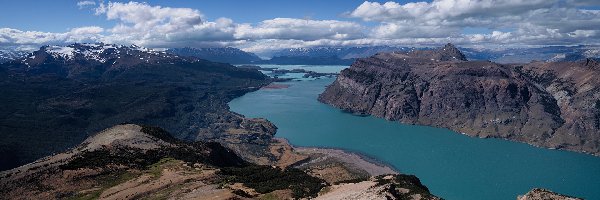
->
229 64 600 200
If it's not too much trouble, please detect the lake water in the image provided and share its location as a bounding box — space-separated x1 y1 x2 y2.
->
229 65 600 200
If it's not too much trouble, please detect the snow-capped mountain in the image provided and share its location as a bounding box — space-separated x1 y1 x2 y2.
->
22 43 182 66
4 43 210 79
269 46 411 59
167 47 261 64
0 50 28 64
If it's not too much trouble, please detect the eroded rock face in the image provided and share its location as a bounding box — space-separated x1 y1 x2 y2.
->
319 44 600 156
517 188 582 200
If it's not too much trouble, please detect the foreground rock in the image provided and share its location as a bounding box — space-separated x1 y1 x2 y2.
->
0 124 441 200
518 188 583 200
0 124 325 199
319 43 600 156
315 174 441 200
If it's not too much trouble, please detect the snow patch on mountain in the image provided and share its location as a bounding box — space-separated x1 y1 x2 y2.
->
0 50 29 63
46 46 76 60
584 49 600 58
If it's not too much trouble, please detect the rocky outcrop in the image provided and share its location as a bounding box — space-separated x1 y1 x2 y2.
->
319 43 600 156
517 188 582 200
315 174 441 200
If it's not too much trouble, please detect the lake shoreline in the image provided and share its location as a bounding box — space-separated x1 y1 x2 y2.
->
275 137 400 176
229 64 600 200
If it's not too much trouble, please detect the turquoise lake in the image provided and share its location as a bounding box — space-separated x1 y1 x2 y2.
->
229 65 600 200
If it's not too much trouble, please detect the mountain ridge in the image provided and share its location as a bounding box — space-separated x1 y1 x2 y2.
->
0 43 270 170
167 47 262 64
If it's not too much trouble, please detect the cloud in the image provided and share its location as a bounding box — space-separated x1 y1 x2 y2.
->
349 0 554 23
92 1 238 48
91 2 369 49
234 18 364 40
3 1 600 53
77 1 96 9
346 0 600 46
0 26 104 49
567 0 600 6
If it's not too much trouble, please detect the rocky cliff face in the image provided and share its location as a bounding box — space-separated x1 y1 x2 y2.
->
319 43 600 156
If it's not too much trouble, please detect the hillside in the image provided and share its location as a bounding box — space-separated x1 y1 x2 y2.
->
0 43 270 170
0 124 445 199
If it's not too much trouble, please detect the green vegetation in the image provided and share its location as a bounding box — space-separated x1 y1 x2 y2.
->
259 193 280 200
140 183 186 200
55 125 324 199
374 174 438 200
232 189 253 198
220 165 325 199
60 127 246 171
147 157 178 178
140 126 180 144
66 170 139 200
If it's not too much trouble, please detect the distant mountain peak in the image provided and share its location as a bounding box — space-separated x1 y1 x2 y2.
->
389 43 467 62
166 47 261 64
584 58 599 69
0 50 29 64
444 43 456 48
437 43 467 61
19 43 182 69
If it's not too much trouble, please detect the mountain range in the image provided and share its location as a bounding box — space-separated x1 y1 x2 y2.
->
0 42 446 200
0 50 28 64
2 45 599 66
268 46 411 59
0 43 270 170
166 47 262 64
0 42 586 199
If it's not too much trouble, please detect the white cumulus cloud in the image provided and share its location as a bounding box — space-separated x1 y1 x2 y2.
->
0 26 104 49
2 1 600 53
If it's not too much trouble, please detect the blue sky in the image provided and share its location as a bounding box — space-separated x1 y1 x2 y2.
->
1 0 599 52
0 0 404 32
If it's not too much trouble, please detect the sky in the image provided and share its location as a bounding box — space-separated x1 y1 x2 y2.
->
1 0 600 53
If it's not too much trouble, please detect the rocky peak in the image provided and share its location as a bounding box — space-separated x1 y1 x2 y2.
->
391 43 467 62
79 124 172 152
583 58 599 69
436 43 467 61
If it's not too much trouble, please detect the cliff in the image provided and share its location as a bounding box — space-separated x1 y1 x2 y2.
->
319 43 600 156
